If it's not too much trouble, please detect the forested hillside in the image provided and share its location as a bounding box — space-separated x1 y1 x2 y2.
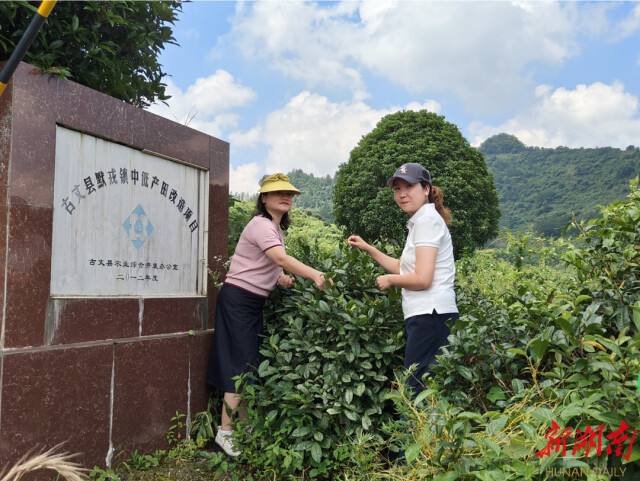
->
286 169 335 221
231 169 335 220
235 136 639 238
480 134 640 236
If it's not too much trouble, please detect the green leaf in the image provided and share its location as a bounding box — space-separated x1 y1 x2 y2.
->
361 415 372 431
503 437 532 458
404 442 422 463
344 410 358 421
266 409 278 421
590 361 616 372
508 348 527 357
574 294 592 306
413 388 436 406
531 407 555 425
486 415 508 436
472 470 506 481
476 435 501 455
457 412 484 423
293 440 313 452
258 360 270 377
558 405 584 423
538 451 561 471
623 444 640 463
632 303 640 332
292 426 312 437
590 411 624 428
487 386 506 402
553 316 573 335
345 389 353 404
530 339 549 363
310 442 322 463
433 472 459 481
455 365 475 381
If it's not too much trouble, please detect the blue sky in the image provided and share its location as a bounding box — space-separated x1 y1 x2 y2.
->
146 0 640 194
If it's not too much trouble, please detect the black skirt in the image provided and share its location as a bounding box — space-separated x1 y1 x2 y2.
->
206 283 267 393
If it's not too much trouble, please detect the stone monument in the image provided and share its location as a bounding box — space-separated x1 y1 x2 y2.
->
0 61 228 470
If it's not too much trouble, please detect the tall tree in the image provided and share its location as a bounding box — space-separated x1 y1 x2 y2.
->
333 110 500 257
0 1 181 107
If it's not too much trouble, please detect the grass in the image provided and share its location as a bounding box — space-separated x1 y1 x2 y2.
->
123 456 228 481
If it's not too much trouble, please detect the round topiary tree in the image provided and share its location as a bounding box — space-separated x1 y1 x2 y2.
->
333 110 500 257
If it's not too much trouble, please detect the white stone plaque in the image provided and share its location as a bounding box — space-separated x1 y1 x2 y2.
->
51 126 208 297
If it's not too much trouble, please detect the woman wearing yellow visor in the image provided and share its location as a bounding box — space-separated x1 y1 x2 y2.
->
207 173 332 457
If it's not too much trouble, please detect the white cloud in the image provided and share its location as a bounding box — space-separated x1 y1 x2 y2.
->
404 100 442 114
189 113 242 140
230 162 262 195
226 0 588 113
261 92 380 177
229 125 263 148
230 1 368 99
145 71 256 137
468 81 640 148
610 3 640 41
228 91 441 180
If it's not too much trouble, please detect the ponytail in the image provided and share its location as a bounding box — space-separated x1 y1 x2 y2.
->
428 185 452 225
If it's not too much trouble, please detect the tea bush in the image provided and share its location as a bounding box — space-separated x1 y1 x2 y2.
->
237 242 406 479
87 180 639 480
435 247 574 411
385 180 640 479
213 180 640 480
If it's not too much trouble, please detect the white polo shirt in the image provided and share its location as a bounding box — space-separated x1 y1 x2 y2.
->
399 203 457 319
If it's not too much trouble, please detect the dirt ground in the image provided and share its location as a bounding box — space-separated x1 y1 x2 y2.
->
126 456 231 481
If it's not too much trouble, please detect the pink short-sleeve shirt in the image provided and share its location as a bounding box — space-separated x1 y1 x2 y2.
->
224 216 284 297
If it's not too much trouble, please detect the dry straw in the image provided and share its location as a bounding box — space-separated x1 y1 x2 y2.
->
0 444 88 481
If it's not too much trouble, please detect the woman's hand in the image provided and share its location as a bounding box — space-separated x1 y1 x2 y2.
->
314 272 334 290
278 274 295 288
376 275 393 291
347 235 370 251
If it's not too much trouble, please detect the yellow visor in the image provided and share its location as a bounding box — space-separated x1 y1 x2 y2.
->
258 173 301 195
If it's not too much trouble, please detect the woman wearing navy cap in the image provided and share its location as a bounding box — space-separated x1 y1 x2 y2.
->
348 163 458 395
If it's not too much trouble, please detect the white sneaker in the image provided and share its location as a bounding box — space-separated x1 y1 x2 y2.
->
215 428 241 457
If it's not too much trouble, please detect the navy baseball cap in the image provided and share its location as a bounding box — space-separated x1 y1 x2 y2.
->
386 163 432 187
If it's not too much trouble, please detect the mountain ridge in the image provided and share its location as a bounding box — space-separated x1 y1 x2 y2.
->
233 135 640 238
